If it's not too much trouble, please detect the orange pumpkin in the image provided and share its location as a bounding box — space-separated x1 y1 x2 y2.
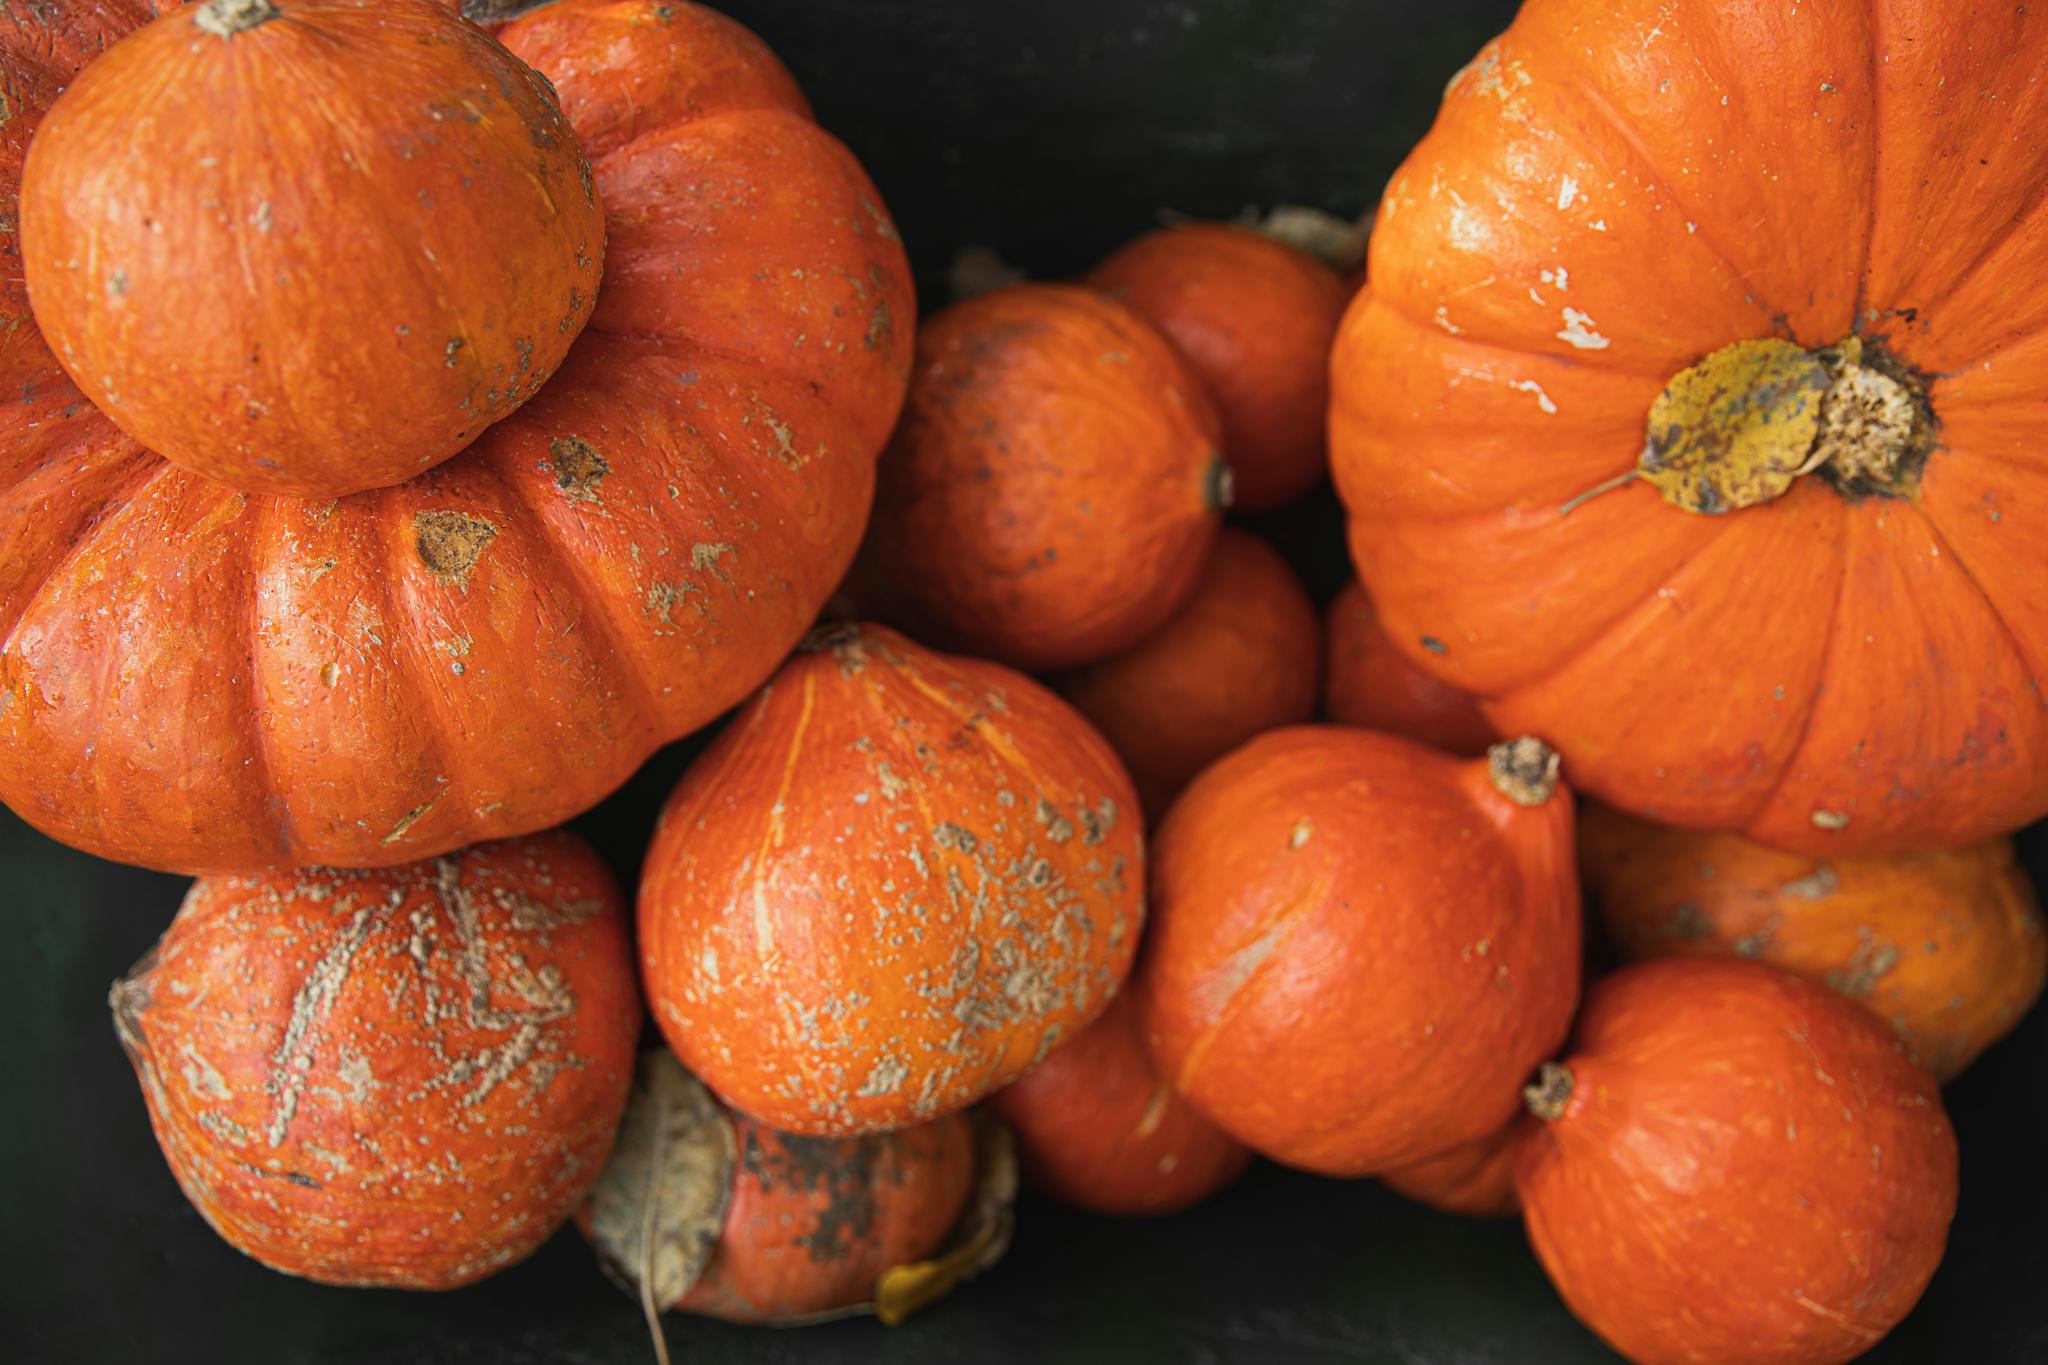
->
1379 1125 1520 1218
1518 957 1958 1365
1322 577 1495 756
110 829 640 1289
21 0 602 497
1057 529 1319 820
1139 729 1579 1176
1332 0 2048 854
858 283 1228 670
1580 803 2046 1081
1087 222 1347 511
987 992 1251 1216
0 0 914 874
638 623 1145 1137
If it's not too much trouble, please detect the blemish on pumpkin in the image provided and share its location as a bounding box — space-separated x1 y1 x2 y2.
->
1420 635 1448 655
444 338 465 368
194 0 279 38
1811 809 1851 830
107 269 130 296
251 201 273 233
1778 864 1840 900
1827 932 1900 999
320 662 340 688
412 510 499 589
548 436 609 503
691 543 735 577
1288 819 1312 850
866 298 894 351
645 580 698 624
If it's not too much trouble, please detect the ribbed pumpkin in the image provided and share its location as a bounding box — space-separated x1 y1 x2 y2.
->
0 0 914 874
858 283 1228 670
1323 577 1494 756
638 623 1145 1137
21 0 603 497
1057 529 1319 820
1332 0 2048 854
1518 958 1958 1365
1380 1125 1520 1218
1087 221 1347 511
1580 803 2046 1081
1140 728 1579 1176
987 991 1250 1216
110 829 639 1289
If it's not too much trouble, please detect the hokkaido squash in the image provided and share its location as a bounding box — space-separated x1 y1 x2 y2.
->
1057 529 1319 820
583 1053 1003 1330
638 623 1145 1137
1332 0 2048 854
21 0 603 497
1139 728 1579 1176
1379 1125 1520 1218
1518 957 1958 1365
0 0 914 874
858 283 1228 670
110 829 640 1289
1087 222 1347 511
1323 577 1495 756
1580 803 2046 1081
987 991 1251 1216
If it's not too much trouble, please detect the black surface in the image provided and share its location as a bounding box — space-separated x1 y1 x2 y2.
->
4 1 2046 1362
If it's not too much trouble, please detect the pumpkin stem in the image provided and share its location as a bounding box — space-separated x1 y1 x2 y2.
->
1247 204 1370 275
1202 452 1235 513
194 0 281 37
1487 737 1560 807
1523 1061 1574 1121
1555 467 1640 517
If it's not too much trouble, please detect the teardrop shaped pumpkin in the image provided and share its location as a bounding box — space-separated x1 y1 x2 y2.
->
858 283 1228 670
0 0 914 874
1323 577 1495 756
1580 803 2046 1081
1057 529 1319 820
1139 728 1579 1176
638 622 1145 1137
1332 0 2048 854
1518 957 1958 1365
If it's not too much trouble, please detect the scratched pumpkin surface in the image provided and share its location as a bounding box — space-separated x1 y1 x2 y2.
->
0 0 914 874
110 829 640 1289
639 622 1144 1136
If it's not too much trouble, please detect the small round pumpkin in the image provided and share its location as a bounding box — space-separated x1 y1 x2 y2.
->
1323 578 1495 756
110 829 639 1289
1057 529 1319 820
1332 0 2048 854
1379 1125 1520 1218
1580 803 2046 1081
1518 957 1958 1365
858 283 1228 670
0 0 914 874
638 622 1145 1136
21 0 603 497
1087 222 1347 511
987 992 1251 1216
1139 728 1579 1176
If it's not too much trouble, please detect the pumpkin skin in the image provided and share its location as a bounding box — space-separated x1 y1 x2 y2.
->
1087 222 1347 511
109 829 640 1289
1580 803 2046 1081
0 0 914 874
1057 529 1319 820
1518 957 1958 1365
859 283 1228 670
1379 1125 1520 1218
638 623 1145 1137
1139 727 1579 1176
1331 0 2048 855
20 0 603 497
1323 577 1495 756
987 991 1251 1216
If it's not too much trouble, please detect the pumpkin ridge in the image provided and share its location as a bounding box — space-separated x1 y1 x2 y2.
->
1903 497 2048 691
0 432 161 645
237 492 291 860
1850 0 1887 336
1354 268 1672 384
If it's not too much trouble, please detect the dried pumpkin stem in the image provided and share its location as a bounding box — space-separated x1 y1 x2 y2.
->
1523 1061 1574 1121
195 0 281 37
1487 737 1561 807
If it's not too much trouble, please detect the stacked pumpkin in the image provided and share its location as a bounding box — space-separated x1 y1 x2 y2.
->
5 0 2046 1363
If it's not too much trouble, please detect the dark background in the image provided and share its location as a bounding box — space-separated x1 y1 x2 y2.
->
5 1 2045 1361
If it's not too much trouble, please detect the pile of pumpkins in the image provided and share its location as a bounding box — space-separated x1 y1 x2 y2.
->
4 0 2045 1362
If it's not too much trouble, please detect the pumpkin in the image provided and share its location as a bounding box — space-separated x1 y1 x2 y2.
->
1323 577 1495 756
1139 728 1579 1176
1518 957 1958 1365
986 991 1250 1216
109 829 639 1289
1056 529 1319 820
582 1053 1006 1331
638 622 1145 1137
1087 221 1347 511
1580 803 2046 1081
1331 0 2048 855
20 0 602 497
858 283 1228 670
1379 1125 1520 1218
0 0 914 874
